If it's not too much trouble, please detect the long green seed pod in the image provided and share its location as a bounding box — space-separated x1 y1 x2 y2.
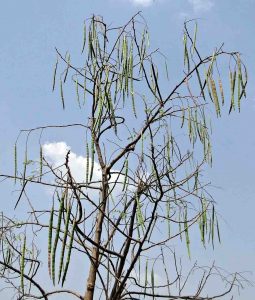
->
195 68 206 101
81 22 87 54
122 159 128 191
237 55 242 112
183 32 190 72
52 56 58 92
64 53 70 83
51 191 65 285
166 199 171 237
151 268 155 297
48 203 54 277
216 215 221 243
86 142 89 184
211 205 215 248
75 76 81 108
60 79 65 110
209 76 220 117
90 136 95 182
218 78 224 105
192 22 198 55
61 218 76 286
229 70 236 113
20 236 26 294
58 202 72 283
136 194 145 230
184 208 191 258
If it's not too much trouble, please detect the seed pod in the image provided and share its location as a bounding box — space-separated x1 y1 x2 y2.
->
151 268 155 296
192 22 198 55
183 32 190 72
136 194 145 230
48 203 54 277
229 70 236 113
61 218 76 286
64 53 70 83
216 215 221 243
195 68 205 101
209 76 220 117
166 199 171 237
75 76 81 108
81 22 87 54
218 78 224 105
122 159 128 191
184 208 191 258
20 236 26 294
58 202 72 283
90 136 95 182
86 142 89 184
51 190 65 285
52 56 58 92
211 205 215 248
60 79 65 110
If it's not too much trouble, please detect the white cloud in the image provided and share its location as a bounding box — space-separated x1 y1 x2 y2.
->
43 142 101 184
129 0 154 7
188 0 214 12
42 142 127 193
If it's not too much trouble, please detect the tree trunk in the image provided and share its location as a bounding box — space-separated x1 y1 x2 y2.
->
84 171 108 300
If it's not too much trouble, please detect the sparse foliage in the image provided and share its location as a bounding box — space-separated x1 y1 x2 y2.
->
0 13 249 300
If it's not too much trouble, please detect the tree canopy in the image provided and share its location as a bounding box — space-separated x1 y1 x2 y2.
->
0 13 248 300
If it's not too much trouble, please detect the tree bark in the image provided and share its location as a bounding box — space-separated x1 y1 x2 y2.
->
84 171 108 300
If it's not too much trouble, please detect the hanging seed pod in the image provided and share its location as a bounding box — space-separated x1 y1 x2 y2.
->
64 53 71 83
122 159 128 191
164 60 169 81
20 236 26 294
131 91 137 118
216 215 221 243
183 32 190 72
151 268 155 297
184 208 191 258
52 56 59 92
51 190 65 285
192 22 198 55
209 76 220 117
229 70 236 113
195 68 206 101
237 55 242 112
60 79 65 110
90 136 95 182
136 194 145 230
166 199 171 237
61 217 76 286
75 76 81 108
178 210 182 241
86 142 89 185
48 203 54 277
211 205 215 248
218 78 224 105
81 22 87 54
58 202 72 283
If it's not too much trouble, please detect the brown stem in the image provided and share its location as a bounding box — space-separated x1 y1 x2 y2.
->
83 170 108 300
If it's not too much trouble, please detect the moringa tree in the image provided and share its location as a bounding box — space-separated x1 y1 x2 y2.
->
0 13 249 300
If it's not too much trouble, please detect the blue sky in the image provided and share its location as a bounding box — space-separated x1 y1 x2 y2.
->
0 0 255 299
